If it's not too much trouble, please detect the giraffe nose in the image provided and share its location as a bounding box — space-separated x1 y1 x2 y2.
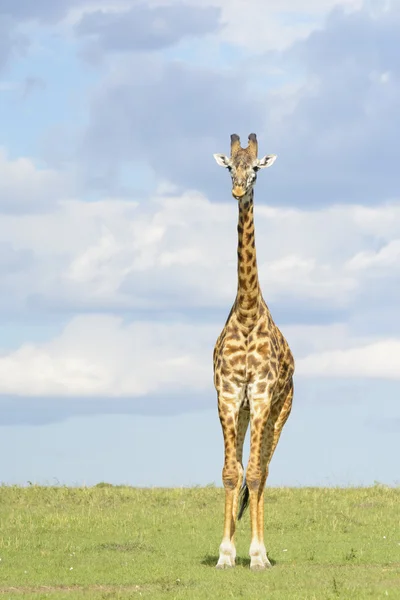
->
232 186 246 199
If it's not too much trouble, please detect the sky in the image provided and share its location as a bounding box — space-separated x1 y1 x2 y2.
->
0 0 399 488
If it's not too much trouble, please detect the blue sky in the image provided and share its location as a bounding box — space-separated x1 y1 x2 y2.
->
0 0 399 487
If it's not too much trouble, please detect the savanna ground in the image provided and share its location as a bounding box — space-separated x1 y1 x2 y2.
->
0 485 399 599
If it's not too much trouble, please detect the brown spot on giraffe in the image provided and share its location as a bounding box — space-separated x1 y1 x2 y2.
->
213 133 295 571
247 355 262 370
257 330 269 338
222 381 235 395
257 381 268 394
257 342 269 356
249 274 257 287
249 297 258 308
221 364 230 378
229 333 241 342
218 404 229 417
224 344 242 355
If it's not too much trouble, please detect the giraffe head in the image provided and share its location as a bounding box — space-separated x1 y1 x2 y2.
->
213 133 277 200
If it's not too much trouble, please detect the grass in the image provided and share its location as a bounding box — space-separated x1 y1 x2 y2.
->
0 484 399 599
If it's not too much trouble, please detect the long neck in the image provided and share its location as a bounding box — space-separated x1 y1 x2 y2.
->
236 190 261 323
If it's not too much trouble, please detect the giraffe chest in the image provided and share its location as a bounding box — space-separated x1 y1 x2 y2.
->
214 330 277 388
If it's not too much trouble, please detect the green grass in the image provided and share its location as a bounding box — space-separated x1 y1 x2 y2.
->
0 485 399 599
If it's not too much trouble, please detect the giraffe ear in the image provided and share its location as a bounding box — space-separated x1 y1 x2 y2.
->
254 154 277 169
213 154 231 168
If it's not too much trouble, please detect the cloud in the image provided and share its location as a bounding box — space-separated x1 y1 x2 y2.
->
0 149 74 214
0 311 398 424
75 4 222 57
151 0 362 51
346 240 400 271
77 2 400 207
0 0 115 23
0 0 398 437
0 187 399 324
297 339 400 379
0 314 215 398
0 16 29 71
0 1 133 74
0 0 362 51
0 1 128 72
22 76 46 98
257 1 400 206
0 242 34 274
81 54 264 196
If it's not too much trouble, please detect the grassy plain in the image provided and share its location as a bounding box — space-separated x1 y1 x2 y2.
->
0 485 399 599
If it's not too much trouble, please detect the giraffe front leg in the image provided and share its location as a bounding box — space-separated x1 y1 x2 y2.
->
216 456 239 569
216 396 241 569
216 481 236 568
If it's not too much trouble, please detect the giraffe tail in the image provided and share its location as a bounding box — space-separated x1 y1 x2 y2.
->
237 480 249 520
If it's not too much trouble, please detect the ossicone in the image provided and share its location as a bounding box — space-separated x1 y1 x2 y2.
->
230 133 241 156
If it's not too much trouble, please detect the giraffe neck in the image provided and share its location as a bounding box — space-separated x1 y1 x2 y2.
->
235 190 261 324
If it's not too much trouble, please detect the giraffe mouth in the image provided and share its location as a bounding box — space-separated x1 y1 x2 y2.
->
232 188 246 200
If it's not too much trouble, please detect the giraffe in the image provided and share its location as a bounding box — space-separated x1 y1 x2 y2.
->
212 133 295 571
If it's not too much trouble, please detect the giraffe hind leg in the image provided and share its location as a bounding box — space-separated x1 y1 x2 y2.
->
232 408 250 527
237 399 251 521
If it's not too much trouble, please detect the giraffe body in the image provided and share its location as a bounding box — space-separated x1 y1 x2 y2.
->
213 133 294 570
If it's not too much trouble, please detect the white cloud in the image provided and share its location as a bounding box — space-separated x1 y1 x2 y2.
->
0 191 400 313
280 321 400 381
257 1 400 210
147 0 362 51
60 0 364 52
51 0 284 58
65 1 134 25
1 312 398 402
0 314 215 397
75 2 400 206
297 339 400 379
0 148 73 213
346 239 400 271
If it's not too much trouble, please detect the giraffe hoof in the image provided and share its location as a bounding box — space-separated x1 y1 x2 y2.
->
216 542 236 569
216 553 235 569
216 562 235 569
250 562 266 572
250 554 270 571
262 557 272 568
